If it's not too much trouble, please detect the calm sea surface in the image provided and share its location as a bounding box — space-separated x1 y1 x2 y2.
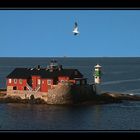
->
0 57 140 130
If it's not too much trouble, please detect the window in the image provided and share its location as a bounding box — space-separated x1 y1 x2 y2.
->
38 79 41 85
14 79 17 84
76 81 80 85
47 79 52 85
61 80 65 83
82 80 85 85
19 79 22 84
9 79 12 83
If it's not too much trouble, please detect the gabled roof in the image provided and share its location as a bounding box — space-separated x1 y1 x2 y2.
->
6 68 83 79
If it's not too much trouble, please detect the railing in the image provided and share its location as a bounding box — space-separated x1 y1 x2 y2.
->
26 83 41 93
26 83 33 92
35 85 40 92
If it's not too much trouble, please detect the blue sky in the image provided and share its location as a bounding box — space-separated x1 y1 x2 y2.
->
0 10 140 57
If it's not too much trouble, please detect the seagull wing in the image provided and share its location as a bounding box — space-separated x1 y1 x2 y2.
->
74 22 78 28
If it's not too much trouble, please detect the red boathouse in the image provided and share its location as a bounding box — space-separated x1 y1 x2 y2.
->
6 60 87 93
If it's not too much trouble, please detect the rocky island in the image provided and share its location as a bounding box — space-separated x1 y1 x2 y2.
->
0 60 140 105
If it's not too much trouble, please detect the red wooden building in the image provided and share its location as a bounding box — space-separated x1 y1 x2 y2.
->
6 60 87 92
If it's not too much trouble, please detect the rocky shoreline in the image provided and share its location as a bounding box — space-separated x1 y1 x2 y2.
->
0 93 46 104
1 91 140 105
1 88 140 105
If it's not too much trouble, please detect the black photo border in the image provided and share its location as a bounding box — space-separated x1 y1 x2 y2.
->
0 0 140 139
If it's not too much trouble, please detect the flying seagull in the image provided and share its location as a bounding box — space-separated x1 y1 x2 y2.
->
73 22 79 35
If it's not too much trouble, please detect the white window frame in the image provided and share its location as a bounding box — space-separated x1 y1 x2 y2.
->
47 79 52 85
14 79 17 84
19 79 22 84
38 79 41 85
9 79 12 84
60 80 65 83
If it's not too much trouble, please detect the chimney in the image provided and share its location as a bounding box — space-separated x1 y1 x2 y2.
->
58 65 63 71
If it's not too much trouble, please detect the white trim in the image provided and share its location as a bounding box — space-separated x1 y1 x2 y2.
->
14 79 17 84
47 79 52 85
38 79 41 85
9 79 12 83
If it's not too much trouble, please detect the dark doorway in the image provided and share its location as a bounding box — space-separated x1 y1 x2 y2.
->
24 86 27 90
27 79 32 87
13 86 17 90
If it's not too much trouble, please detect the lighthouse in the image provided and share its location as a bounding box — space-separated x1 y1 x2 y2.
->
94 64 102 84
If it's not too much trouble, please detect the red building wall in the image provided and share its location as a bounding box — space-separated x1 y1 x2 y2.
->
58 76 69 82
7 77 55 92
7 75 81 92
18 79 27 90
7 78 27 90
41 79 48 92
41 79 53 92
32 76 41 90
69 79 76 84
58 76 77 84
